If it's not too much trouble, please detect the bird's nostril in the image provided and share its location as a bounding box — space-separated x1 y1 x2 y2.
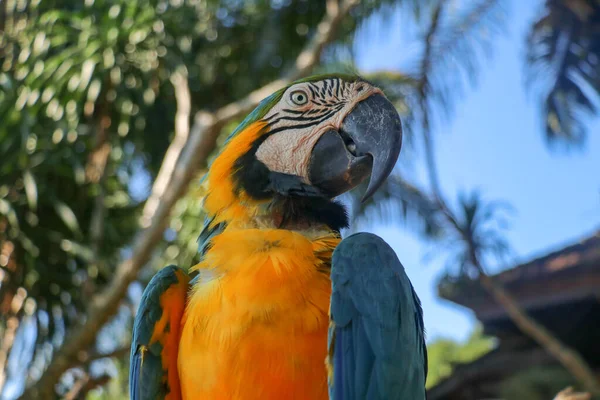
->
338 128 359 156
346 142 357 155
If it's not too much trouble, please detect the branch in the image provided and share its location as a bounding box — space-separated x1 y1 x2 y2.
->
141 66 191 225
64 373 111 400
553 386 591 400
21 1 359 398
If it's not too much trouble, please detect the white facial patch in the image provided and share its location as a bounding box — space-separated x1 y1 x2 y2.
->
255 78 381 183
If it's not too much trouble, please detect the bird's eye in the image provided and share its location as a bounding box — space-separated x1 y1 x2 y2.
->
290 90 308 106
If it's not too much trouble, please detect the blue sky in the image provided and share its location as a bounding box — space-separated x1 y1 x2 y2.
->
355 0 600 343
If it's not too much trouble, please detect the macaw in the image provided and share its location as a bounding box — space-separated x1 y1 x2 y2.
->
129 74 427 400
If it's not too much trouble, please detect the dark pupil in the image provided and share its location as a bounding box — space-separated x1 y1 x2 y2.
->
296 94 304 102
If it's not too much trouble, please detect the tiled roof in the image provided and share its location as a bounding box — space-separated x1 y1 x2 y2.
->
493 230 600 285
438 229 600 317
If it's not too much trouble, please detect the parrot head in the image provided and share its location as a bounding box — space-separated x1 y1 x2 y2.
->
203 74 402 231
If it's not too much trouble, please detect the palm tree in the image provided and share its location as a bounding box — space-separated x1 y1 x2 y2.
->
354 0 600 394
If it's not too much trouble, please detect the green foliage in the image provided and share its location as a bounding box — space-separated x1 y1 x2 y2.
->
90 360 130 400
426 326 495 389
0 0 445 396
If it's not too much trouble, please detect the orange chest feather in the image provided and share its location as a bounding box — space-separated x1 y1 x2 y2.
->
178 229 338 400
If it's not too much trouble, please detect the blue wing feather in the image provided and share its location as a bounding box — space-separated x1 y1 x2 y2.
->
130 265 189 400
328 232 427 400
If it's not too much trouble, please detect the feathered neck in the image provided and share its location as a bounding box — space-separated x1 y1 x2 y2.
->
200 119 348 235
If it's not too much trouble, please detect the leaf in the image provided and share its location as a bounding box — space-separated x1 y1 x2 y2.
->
23 170 38 210
0 198 20 234
54 201 81 235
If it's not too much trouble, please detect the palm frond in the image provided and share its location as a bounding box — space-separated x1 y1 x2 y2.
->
525 0 600 146
417 0 506 126
347 174 446 239
419 190 515 281
350 0 506 235
449 190 515 276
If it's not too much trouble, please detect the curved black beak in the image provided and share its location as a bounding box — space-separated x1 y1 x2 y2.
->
308 94 402 201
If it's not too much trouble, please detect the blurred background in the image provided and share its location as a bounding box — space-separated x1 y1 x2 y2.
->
0 0 599 399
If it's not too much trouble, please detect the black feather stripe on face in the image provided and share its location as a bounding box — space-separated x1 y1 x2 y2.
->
263 77 353 134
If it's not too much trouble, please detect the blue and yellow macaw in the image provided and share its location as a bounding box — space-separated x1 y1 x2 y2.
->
130 75 427 400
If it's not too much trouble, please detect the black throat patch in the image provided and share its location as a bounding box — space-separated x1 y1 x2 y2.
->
233 138 349 232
